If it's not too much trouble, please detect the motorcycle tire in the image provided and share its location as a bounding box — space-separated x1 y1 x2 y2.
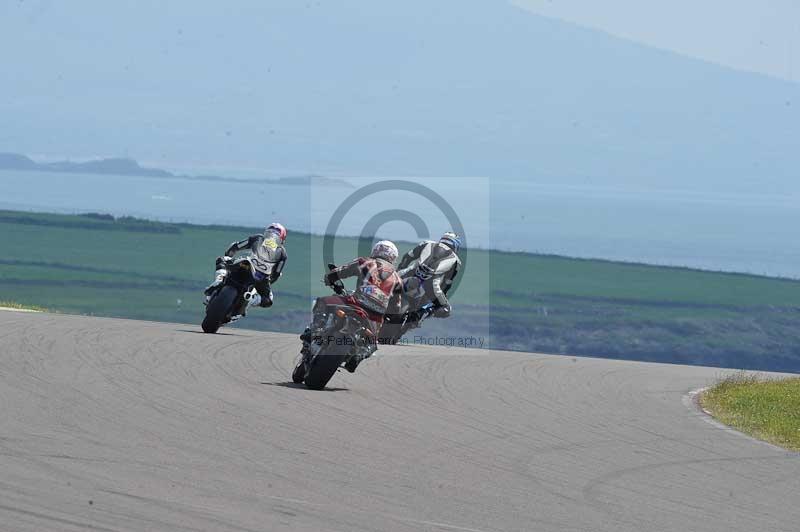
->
202 285 238 333
304 339 348 390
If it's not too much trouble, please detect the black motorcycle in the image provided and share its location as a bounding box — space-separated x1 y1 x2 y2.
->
378 303 435 345
202 256 257 333
292 265 378 390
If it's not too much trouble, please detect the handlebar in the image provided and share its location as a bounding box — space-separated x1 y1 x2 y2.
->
327 263 349 296
410 304 435 322
419 303 435 318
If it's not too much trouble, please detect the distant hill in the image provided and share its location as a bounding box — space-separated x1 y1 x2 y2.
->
45 157 173 178
0 152 351 187
0 153 171 178
0 153 38 170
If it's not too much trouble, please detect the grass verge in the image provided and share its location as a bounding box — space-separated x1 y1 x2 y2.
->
0 301 47 312
701 373 800 451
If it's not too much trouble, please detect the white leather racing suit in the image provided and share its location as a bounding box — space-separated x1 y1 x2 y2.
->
396 240 460 317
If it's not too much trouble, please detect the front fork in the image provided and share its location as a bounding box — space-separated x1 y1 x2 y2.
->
300 312 373 365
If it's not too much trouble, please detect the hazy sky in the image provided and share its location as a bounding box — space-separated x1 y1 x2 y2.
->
6 0 799 84
1 0 797 183
513 0 800 83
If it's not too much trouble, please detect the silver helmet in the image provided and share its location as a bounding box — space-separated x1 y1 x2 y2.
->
439 231 461 252
370 240 399 264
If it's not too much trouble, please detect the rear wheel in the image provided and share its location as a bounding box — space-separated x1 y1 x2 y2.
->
292 357 306 384
202 285 238 333
304 339 348 390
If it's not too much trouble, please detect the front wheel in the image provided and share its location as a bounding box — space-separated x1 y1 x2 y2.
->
202 285 239 333
304 339 348 390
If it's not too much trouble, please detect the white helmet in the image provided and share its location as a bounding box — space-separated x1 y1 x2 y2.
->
370 240 399 264
440 231 461 252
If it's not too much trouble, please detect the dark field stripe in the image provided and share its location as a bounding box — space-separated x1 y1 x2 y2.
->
0 214 181 233
492 289 800 311
0 258 194 284
0 277 309 299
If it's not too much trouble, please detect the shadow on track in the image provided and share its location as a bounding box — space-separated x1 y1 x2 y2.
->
261 381 349 392
174 328 246 337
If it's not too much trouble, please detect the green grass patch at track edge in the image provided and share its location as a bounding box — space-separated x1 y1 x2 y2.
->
701 373 800 451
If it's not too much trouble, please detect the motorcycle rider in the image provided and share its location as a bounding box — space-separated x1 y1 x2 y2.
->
396 231 462 321
305 240 403 372
204 223 288 317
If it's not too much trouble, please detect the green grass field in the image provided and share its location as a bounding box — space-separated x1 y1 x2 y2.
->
2 209 800 371
702 374 800 451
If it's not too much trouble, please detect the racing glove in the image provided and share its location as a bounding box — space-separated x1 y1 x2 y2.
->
215 256 234 269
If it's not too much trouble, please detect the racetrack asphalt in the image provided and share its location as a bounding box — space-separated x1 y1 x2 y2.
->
1 312 798 531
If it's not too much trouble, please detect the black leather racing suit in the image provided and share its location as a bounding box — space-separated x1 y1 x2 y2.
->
218 234 287 307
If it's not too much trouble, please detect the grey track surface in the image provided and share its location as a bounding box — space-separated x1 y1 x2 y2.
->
1 312 798 532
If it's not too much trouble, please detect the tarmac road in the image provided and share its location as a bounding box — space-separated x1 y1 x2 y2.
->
0 311 798 532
